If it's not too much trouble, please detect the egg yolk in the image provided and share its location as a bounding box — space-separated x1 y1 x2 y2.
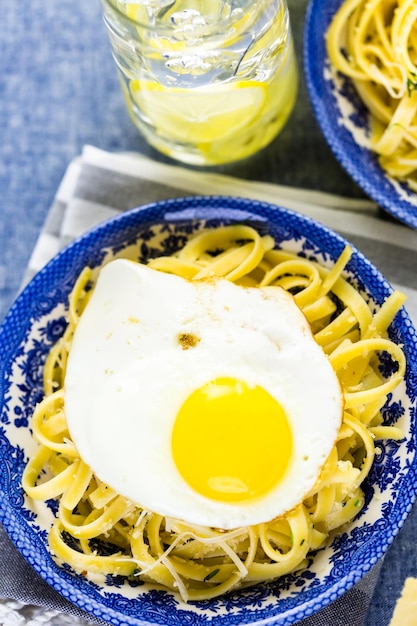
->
172 377 293 503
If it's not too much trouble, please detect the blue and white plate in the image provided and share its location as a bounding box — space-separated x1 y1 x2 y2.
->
1 196 416 626
304 0 417 230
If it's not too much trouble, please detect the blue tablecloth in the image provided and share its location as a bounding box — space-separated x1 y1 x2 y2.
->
1 2 416 625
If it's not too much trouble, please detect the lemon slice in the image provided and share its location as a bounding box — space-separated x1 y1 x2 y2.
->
123 2 148 23
130 80 267 143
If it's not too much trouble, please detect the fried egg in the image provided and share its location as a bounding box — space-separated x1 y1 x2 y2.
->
64 259 343 529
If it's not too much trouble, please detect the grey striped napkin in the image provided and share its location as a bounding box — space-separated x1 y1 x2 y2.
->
1 145 416 626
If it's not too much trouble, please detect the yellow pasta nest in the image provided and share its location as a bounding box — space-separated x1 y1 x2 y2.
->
327 0 417 189
22 225 406 602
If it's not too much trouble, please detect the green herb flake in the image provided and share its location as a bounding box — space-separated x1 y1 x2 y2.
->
407 73 417 97
204 568 220 582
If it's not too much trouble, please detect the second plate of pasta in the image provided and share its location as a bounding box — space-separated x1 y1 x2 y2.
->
304 0 417 229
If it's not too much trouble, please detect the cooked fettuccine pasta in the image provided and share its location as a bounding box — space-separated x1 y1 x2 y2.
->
327 0 417 189
22 224 406 602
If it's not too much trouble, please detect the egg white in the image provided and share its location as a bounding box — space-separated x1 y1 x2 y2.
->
64 259 343 529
